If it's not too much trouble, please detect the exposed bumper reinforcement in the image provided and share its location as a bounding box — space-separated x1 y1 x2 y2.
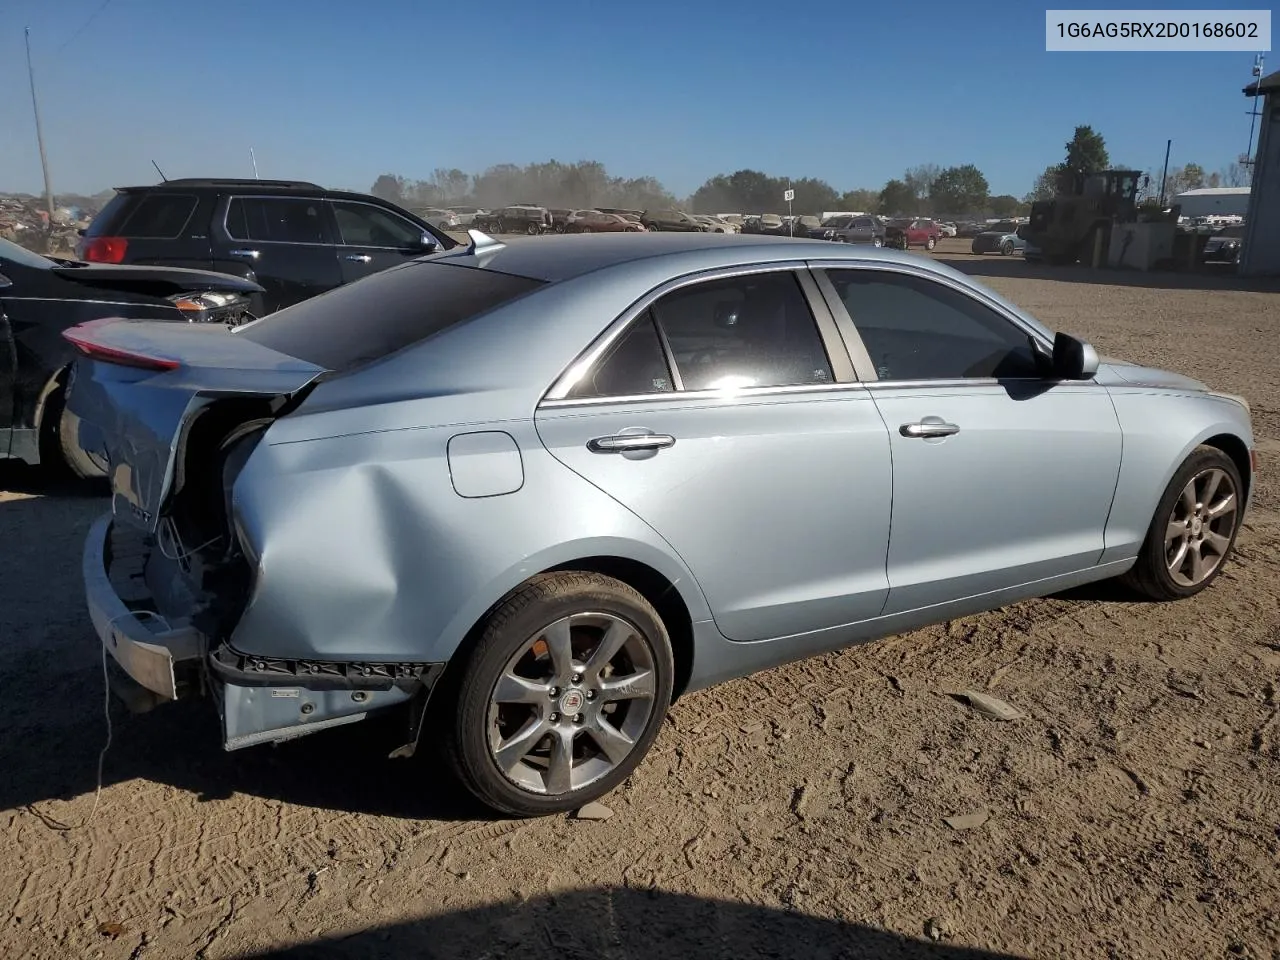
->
83 513 204 701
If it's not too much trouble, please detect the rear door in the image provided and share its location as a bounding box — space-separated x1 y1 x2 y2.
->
220 195 340 313
535 266 893 644
330 199 434 284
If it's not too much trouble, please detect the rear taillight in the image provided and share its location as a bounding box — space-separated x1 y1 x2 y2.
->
61 320 179 372
79 236 129 263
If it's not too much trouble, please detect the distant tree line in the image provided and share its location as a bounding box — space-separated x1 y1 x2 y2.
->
369 160 1029 221
370 161 678 213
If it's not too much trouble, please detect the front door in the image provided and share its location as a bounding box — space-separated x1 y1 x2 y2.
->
221 195 341 313
329 199 435 285
820 267 1123 615
535 268 892 643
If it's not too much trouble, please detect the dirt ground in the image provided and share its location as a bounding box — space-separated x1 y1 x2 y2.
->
2 245 1279 960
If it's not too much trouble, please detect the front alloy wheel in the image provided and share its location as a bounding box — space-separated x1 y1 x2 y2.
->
1121 446 1243 600
440 572 674 816
1164 467 1237 588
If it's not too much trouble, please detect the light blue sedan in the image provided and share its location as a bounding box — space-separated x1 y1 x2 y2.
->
66 232 1255 816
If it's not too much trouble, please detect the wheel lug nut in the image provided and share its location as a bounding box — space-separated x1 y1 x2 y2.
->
549 712 559 722
549 687 559 698
572 673 583 685
586 690 596 700
573 714 584 724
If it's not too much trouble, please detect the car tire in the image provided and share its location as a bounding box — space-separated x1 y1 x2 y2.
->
926 236 937 251
872 236 883 248
39 381 105 481
1119 446 1244 601
495 220 505 234
526 222 540 236
439 571 675 817
581 226 592 234
1000 240 1014 256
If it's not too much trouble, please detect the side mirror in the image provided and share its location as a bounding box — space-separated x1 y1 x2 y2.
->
417 233 439 253
0 271 10 289
1050 332 1099 379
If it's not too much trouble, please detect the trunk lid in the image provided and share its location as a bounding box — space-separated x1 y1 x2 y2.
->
51 263 263 298
64 318 325 531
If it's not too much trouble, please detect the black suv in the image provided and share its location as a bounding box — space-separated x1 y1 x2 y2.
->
77 178 458 314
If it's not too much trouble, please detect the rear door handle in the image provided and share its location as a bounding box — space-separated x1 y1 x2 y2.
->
344 254 372 263
228 248 260 259
587 434 676 453
900 419 960 438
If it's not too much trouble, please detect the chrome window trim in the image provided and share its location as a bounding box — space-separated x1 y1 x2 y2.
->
222 194 336 247
806 259 1064 387
540 380 873 410
328 198 431 250
541 261 856 404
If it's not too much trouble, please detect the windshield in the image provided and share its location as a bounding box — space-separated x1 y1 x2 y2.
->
988 222 1019 232
0 237 54 269
821 218 852 227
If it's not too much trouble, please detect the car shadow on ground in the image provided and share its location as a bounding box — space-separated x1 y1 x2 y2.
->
237 888 1025 960
934 252 1278 293
0 466 483 823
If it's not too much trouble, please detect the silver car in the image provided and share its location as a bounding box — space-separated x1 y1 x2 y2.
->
67 232 1255 817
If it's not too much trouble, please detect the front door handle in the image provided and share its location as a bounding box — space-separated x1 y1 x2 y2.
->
344 254 372 263
228 248 260 259
587 434 676 453
900 418 960 439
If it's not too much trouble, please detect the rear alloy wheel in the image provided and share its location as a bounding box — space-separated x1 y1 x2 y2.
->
925 236 937 251
872 236 883 248
1000 240 1014 256
40 383 104 480
440 572 674 817
1121 446 1243 600
526 222 540 236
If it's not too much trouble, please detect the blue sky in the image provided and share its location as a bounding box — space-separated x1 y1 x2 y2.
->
0 0 1267 200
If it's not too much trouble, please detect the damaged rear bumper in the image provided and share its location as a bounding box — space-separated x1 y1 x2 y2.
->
83 513 445 751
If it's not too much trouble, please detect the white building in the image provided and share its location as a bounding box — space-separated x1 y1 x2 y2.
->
1172 187 1251 219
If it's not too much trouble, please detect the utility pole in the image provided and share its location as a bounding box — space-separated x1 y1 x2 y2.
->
1244 53 1265 171
24 27 57 234
1158 139 1172 207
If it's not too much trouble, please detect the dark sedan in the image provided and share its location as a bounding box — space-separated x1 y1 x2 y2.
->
970 221 1027 256
0 237 261 477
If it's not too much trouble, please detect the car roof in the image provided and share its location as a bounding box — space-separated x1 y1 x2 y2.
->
112 179 405 206
436 231 943 282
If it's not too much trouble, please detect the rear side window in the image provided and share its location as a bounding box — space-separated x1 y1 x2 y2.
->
566 315 674 399
85 192 196 238
226 197 332 244
236 261 545 371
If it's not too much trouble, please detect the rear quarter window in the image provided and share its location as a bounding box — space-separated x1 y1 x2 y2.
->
235 260 546 372
99 193 198 238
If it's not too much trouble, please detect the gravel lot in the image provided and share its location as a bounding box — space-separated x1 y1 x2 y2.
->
3 242 1279 960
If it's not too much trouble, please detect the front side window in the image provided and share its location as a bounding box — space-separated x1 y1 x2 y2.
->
825 269 1041 381
226 197 331 244
331 201 423 247
650 272 833 392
